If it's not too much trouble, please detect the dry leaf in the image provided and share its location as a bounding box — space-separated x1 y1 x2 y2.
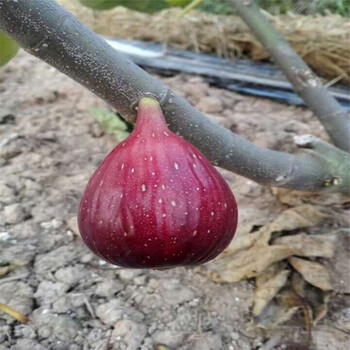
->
213 244 295 283
253 263 290 316
273 234 335 258
255 300 300 329
289 257 332 291
224 223 266 256
272 188 345 207
313 293 330 324
209 205 325 284
291 272 330 324
229 205 326 254
268 205 326 232
226 205 326 257
0 303 28 323
324 229 350 294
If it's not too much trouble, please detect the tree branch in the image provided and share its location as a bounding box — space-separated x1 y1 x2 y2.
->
229 0 350 153
0 0 349 195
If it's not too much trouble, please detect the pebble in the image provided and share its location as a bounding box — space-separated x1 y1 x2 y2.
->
0 326 10 343
183 82 208 100
197 96 223 114
40 219 63 230
52 295 74 314
117 269 143 281
95 299 124 325
34 245 81 274
152 329 185 348
32 308 81 341
193 332 223 350
4 203 26 224
79 252 95 263
94 279 123 297
111 319 147 350
0 183 15 205
0 133 27 160
54 264 92 288
159 279 195 305
14 324 37 339
34 280 69 306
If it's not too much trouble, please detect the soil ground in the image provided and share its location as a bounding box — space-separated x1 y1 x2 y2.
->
0 51 349 350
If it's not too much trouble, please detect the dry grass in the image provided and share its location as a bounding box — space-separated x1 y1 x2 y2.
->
58 0 350 86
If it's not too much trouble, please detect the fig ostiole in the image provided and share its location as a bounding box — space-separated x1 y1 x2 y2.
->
78 97 238 269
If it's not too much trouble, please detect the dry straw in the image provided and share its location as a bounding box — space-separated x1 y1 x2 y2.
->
59 1 350 86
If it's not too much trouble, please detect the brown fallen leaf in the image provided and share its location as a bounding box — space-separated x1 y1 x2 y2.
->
0 303 28 323
289 257 332 291
253 263 290 316
268 205 327 232
273 234 335 258
227 204 326 256
224 223 266 256
272 188 345 207
324 229 350 294
291 272 330 325
209 205 325 284
211 244 295 283
255 300 300 329
313 293 330 324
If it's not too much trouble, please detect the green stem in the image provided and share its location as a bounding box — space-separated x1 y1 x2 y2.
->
176 0 203 18
229 0 350 153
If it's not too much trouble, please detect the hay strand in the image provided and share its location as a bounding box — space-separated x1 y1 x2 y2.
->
58 1 350 86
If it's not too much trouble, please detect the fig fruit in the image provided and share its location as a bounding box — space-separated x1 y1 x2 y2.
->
78 97 237 268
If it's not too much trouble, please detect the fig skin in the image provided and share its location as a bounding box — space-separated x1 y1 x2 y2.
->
78 98 238 269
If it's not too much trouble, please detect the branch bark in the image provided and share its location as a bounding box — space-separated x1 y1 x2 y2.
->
0 0 349 195
229 0 350 153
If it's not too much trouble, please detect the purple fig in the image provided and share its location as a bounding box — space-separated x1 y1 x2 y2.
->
78 97 238 268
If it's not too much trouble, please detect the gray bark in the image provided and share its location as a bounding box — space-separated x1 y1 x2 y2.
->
0 0 349 194
229 0 350 153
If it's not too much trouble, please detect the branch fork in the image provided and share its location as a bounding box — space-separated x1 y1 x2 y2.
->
0 0 349 195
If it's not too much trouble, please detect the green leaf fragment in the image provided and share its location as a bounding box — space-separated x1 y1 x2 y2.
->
90 108 130 140
0 31 19 67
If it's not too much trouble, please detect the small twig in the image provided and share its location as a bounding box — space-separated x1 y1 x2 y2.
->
229 0 350 153
323 73 346 89
0 303 28 323
290 285 312 344
0 273 29 284
176 0 203 19
83 294 96 318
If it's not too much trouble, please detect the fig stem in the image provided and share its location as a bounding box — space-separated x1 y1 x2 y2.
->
139 97 160 109
0 0 349 195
